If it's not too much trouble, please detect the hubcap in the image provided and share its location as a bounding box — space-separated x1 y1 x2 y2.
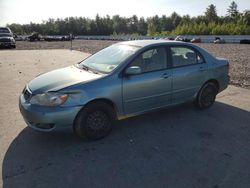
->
86 111 110 131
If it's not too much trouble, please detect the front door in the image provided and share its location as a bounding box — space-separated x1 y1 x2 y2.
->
122 46 172 115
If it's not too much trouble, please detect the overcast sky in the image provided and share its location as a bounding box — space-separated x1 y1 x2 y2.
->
0 0 250 26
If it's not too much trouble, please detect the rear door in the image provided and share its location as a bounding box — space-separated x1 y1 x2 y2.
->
122 46 172 115
170 46 208 104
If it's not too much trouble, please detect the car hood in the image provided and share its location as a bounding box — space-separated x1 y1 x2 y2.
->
28 65 103 93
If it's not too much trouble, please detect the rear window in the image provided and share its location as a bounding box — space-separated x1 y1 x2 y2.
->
0 28 10 33
171 46 205 67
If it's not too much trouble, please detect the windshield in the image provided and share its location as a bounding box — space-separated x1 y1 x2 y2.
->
0 28 10 33
0 33 11 37
79 44 140 73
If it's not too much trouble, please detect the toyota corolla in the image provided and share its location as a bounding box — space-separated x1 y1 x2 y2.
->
19 40 229 140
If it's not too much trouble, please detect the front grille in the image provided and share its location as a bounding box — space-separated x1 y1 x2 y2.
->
23 87 32 100
0 38 11 42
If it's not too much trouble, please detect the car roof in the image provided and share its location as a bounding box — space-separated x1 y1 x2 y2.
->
116 39 214 60
118 40 193 48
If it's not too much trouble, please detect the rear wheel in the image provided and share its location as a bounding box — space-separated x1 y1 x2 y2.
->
195 82 218 109
74 102 115 140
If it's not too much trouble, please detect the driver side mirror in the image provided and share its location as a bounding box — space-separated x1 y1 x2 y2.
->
125 66 142 75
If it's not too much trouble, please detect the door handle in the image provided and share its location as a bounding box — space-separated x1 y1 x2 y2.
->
161 73 170 79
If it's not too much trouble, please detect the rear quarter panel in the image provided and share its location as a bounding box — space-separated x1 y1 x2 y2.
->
193 45 229 93
207 57 229 92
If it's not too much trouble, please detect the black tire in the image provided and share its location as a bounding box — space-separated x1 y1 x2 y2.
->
240 39 250 44
74 102 116 140
195 82 218 109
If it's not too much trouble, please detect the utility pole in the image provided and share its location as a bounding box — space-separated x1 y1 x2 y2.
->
70 33 73 50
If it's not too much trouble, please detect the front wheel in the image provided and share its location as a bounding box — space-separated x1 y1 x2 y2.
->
74 102 115 140
195 82 218 109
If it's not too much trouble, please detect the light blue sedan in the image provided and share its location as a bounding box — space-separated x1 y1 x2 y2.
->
19 40 230 139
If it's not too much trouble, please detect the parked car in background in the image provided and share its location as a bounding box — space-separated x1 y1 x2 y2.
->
44 35 74 41
44 35 57 41
191 37 201 43
27 32 74 42
240 39 250 44
0 27 16 48
19 40 229 140
164 37 175 40
214 37 226 44
61 35 74 41
175 36 191 42
27 32 43 41
14 35 27 41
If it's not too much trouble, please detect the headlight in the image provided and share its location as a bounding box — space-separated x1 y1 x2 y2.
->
30 92 68 106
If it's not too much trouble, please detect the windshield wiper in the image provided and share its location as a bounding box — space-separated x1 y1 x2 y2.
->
75 63 102 74
80 64 89 71
88 69 102 75
75 63 88 71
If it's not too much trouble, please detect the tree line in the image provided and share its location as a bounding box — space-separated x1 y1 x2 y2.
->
7 1 250 36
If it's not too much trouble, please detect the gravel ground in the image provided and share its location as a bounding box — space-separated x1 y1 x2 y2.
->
13 40 250 89
15 40 116 54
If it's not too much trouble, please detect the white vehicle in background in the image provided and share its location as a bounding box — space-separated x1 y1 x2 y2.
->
214 37 226 44
175 35 191 42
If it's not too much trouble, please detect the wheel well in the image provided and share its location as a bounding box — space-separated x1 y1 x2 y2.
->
79 98 117 118
87 98 116 110
204 79 219 93
73 98 118 130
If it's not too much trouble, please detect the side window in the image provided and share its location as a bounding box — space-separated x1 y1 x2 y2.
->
171 47 203 67
130 47 167 73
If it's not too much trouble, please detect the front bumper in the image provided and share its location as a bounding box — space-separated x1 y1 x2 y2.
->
0 41 15 47
19 94 82 132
